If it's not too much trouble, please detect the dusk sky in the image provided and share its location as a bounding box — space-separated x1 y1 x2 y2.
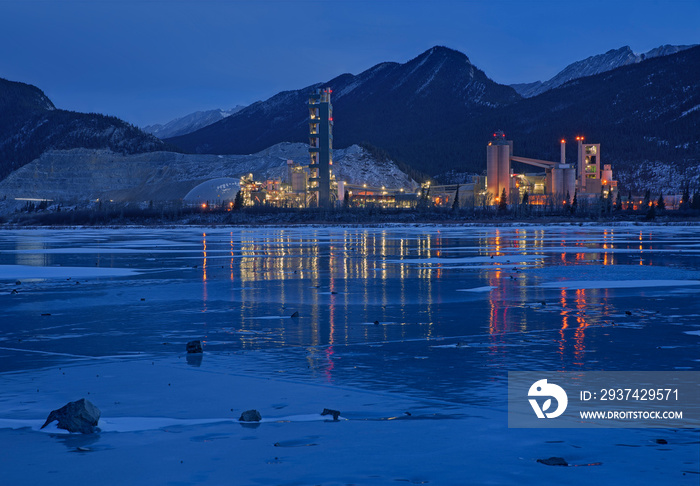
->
2 0 698 127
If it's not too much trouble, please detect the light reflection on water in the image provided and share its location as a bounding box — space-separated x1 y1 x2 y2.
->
1 226 700 403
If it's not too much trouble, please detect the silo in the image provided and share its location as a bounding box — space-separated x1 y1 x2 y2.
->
552 168 564 199
486 144 499 201
497 144 510 201
564 168 576 198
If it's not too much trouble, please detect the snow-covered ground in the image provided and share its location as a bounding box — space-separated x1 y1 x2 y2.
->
0 225 698 484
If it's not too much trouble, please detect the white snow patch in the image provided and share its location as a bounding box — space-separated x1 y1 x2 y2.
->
456 286 496 292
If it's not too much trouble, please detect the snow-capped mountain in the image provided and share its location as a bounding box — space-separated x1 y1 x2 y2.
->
166 46 521 163
167 44 700 180
511 44 697 98
143 106 246 139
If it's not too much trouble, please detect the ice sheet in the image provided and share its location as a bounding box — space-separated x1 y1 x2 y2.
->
0 264 140 280
540 280 700 289
1 225 699 485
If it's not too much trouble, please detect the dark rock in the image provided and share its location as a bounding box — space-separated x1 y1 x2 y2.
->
41 313 51 316
291 311 299 318
11 289 18 294
321 408 340 421
186 340 203 354
41 398 101 434
625 310 632 316
239 409 262 422
655 438 668 444
374 320 380 325
537 457 568 466
140 298 146 301
15 280 21 285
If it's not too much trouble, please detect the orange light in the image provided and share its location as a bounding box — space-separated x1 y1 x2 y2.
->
649 202 653 207
561 139 566 144
602 180 607 185
201 203 206 208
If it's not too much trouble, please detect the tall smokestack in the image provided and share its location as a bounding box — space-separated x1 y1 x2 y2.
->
560 139 566 164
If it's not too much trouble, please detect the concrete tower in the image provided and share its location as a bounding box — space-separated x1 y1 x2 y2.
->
308 88 333 208
486 130 511 203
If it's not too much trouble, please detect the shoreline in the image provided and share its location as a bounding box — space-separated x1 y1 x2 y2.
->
3 219 700 230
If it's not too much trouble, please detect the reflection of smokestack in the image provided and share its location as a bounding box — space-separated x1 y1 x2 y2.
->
560 139 566 164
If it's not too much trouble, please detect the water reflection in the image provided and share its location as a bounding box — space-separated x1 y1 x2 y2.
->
2 226 696 398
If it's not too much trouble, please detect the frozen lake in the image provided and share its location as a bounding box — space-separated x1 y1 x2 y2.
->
1 224 698 484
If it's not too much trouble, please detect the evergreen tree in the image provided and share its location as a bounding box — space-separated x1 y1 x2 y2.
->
570 190 578 214
692 191 700 211
646 201 656 220
498 188 508 213
680 184 690 212
642 189 651 211
615 190 622 211
565 190 570 207
522 191 529 205
451 185 460 211
657 192 666 211
233 190 243 210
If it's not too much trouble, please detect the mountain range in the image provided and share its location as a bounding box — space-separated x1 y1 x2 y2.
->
510 44 696 98
167 45 700 188
143 106 246 139
0 43 698 196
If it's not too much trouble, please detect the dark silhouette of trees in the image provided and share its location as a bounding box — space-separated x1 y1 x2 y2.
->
498 188 508 212
657 193 666 211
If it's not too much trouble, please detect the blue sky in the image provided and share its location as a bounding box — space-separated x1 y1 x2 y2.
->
1 0 698 126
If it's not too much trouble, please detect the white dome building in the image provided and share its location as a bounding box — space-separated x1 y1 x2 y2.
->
183 178 240 205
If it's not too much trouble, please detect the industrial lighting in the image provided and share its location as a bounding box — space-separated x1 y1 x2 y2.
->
560 139 566 143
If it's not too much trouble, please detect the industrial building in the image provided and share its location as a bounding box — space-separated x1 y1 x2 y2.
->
308 88 335 208
486 131 617 203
